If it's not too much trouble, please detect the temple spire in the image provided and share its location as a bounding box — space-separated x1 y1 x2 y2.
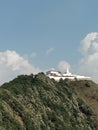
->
66 66 71 75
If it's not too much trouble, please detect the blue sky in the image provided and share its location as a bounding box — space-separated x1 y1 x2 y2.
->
0 0 98 84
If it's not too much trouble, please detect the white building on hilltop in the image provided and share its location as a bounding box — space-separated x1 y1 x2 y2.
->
46 68 91 81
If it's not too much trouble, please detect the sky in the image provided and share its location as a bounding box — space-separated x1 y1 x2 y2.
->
0 0 98 84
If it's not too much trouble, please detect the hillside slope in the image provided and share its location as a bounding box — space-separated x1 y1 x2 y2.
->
0 73 98 130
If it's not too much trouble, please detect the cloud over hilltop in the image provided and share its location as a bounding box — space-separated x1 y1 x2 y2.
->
0 50 41 85
57 60 71 72
77 32 98 82
1 32 98 84
57 32 98 83
80 32 98 55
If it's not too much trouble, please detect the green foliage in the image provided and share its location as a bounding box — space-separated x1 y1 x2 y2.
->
78 98 93 116
0 73 98 130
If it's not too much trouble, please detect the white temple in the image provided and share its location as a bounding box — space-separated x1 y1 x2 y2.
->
46 68 91 81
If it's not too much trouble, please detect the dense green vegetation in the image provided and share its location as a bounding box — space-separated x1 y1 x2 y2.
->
0 73 98 130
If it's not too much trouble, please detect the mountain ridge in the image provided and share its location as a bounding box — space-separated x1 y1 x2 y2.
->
0 73 98 130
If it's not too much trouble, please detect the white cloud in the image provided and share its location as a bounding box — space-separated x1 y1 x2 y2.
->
23 52 37 62
0 50 41 85
78 32 98 82
57 60 71 72
46 48 54 55
57 33 98 82
80 32 98 55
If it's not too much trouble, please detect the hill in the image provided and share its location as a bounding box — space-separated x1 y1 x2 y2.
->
0 73 98 130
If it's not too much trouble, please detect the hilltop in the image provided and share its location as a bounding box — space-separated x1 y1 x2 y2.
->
0 73 98 130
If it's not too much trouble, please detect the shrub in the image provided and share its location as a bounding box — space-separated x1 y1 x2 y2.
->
77 98 93 116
